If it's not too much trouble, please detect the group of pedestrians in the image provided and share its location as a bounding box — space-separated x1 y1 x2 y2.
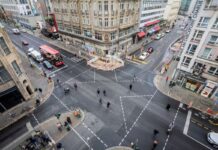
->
97 88 111 108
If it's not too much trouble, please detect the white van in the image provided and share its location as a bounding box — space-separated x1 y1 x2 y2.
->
29 50 44 62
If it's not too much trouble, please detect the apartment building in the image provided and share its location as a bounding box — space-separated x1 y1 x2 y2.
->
0 24 35 129
51 0 140 56
139 0 167 35
0 0 42 29
176 0 218 100
164 0 181 27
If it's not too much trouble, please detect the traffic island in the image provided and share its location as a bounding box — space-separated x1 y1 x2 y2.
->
87 55 124 71
106 146 133 150
2 109 85 150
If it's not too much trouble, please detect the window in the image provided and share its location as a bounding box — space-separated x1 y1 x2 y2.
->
212 18 218 29
125 17 128 23
111 18 113 26
0 66 11 84
181 56 191 67
120 17 123 24
104 1 108 11
98 1 102 11
111 1 113 11
105 18 108 27
12 61 22 76
0 37 11 55
95 31 102 40
192 30 204 41
201 48 212 59
120 2 124 10
197 17 210 28
111 32 116 40
186 44 197 55
84 30 92 37
208 67 218 76
99 18 102 26
208 35 218 45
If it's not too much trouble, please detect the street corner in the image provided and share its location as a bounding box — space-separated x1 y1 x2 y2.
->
37 109 85 142
106 146 133 150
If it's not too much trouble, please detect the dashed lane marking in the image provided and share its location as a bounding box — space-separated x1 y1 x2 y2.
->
82 123 108 148
120 96 128 134
52 93 108 149
114 70 118 82
119 90 157 146
52 93 92 149
163 103 180 150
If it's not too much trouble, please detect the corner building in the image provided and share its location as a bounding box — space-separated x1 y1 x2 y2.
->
51 0 140 56
0 25 35 130
176 0 218 100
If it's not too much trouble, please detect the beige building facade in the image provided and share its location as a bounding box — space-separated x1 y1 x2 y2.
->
51 0 140 56
176 0 218 100
0 25 35 130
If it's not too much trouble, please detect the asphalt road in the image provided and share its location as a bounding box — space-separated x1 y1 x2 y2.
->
0 22 216 150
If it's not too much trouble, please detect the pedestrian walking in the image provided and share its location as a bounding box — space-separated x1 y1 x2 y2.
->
166 76 169 83
153 129 159 137
97 88 100 95
74 83 77 91
107 102 110 108
57 79 60 84
166 104 171 111
133 74 136 82
103 90 106 96
129 84 133 91
99 98 102 104
152 140 158 150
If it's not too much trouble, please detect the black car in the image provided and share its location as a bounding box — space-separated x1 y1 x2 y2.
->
41 28 53 38
43 60 53 69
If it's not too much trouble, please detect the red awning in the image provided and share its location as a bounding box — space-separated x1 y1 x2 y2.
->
137 31 146 38
144 20 160 27
154 26 161 31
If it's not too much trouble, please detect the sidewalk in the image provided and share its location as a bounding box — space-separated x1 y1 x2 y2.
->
153 45 218 114
0 49 54 130
3 109 85 150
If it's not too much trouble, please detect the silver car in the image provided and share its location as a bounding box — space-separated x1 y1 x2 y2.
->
207 132 218 148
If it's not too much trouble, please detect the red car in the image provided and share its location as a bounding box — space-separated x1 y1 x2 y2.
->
22 40 29 45
147 47 154 54
55 61 64 67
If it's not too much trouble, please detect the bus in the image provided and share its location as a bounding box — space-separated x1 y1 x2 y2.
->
39 45 64 67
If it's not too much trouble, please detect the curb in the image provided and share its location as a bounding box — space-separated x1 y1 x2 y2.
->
153 75 215 115
106 146 133 150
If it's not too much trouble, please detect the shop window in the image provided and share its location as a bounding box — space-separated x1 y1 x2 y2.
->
0 37 11 55
181 56 191 67
186 44 197 55
12 61 22 76
201 47 212 59
208 67 218 76
84 30 92 37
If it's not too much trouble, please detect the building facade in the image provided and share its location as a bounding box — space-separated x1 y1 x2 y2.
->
0 0 43 29
139 0 167 34
163 0 181 27
50 0 140 56
0 24 35 130
176 0 218 100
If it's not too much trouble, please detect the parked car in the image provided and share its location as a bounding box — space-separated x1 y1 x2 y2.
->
147 47 154 54
12 28 20 34
22 40 29 45
28 47 34 53
139 52 149 60
43 60 53 69
21 29 27 33
154 34 161 40
165 29 171 33
207 132 218 148
41 28 52 38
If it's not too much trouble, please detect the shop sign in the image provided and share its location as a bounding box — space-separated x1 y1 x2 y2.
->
192 0 203 19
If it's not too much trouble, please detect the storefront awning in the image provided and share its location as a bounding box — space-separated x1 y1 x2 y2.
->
137 31 146 38
144 20 160 27
154 26 161 32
